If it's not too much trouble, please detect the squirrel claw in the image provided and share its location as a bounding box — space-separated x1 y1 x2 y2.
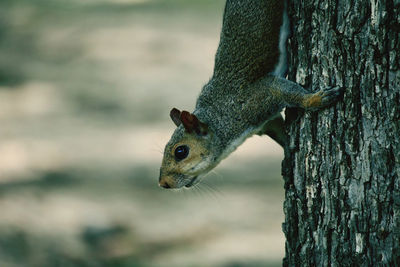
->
320 86 345 106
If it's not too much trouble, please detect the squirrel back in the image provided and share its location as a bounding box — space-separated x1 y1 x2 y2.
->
214 0 284 85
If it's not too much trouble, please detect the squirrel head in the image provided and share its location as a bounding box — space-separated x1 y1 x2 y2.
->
159 108 217 189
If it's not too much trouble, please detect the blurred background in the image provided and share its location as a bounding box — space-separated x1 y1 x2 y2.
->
0 0 285 266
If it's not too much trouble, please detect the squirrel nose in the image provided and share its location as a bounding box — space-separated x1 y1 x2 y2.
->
159 177 175 189
159 180 171 188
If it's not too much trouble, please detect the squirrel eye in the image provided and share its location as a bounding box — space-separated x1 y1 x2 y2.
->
174 145 189 161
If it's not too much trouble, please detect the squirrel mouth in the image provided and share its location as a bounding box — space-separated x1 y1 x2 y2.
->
185 176 198 188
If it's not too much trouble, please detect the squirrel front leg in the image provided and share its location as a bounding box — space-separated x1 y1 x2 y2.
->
253 75 343 147
263 75 344 110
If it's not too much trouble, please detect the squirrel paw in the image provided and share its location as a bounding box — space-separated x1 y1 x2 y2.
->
320 86 345 106
303 86 344 110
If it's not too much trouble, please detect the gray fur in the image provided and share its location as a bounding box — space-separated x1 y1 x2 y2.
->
192 0 285 155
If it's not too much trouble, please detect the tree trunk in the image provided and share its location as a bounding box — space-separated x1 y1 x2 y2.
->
282 1 400 266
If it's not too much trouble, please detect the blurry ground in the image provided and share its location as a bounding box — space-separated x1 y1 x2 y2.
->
0 0 285 266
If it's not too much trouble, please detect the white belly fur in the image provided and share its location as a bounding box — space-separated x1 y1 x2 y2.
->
272 1 289 78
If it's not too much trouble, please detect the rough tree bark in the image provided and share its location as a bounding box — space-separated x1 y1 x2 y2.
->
282 1 400 266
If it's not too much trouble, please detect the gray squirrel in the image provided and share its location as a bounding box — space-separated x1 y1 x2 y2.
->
159 0 343 189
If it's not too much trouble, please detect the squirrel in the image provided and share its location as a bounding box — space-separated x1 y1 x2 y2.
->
159 0 343 189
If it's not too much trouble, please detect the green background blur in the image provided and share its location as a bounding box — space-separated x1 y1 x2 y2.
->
0 0 285 266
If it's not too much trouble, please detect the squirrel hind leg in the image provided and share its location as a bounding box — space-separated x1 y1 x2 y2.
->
258 113 287 148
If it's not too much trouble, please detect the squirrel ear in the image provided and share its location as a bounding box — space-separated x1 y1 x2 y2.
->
180 111 208 136
180 111 196 133
170 108 182 127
